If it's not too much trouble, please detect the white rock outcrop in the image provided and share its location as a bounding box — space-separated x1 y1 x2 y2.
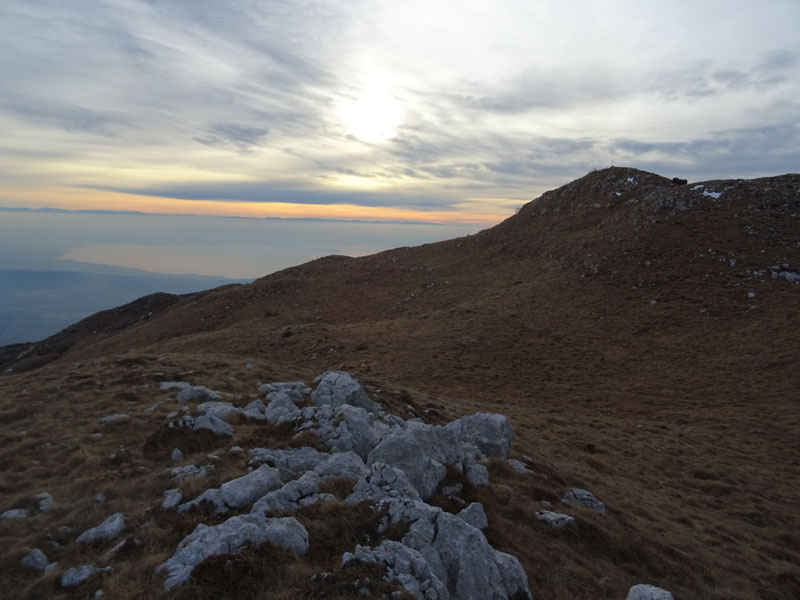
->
156 515 309 591
562 488 606 513
177 385 221 404
178 465 282 515
535 510 576 528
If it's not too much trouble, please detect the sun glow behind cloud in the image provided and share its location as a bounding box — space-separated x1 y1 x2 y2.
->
0 0 798 225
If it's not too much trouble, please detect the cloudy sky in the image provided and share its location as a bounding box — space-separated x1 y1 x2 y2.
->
1 0 798 225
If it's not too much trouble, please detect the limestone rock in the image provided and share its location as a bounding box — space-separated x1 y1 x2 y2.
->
535 510 576 528
627 584 675 600
265 392 301 425
507 459 533 474
160 381 190 391
156 515 308 591
98 413 131 425
162 489 183 509
241 398 267 420
312 371 381 414
21 548 49 572
179 465 282 515
170 448 184 462
250 472 331 516
169 415 233 437
464 461 490 486
168 463 215 483
343 541 450 600
177 385 221 404
248 446 328 477
196 401 241 420
562 488 606 513
458 502 488 530
443 413 514 459
36 492 56 512
76 513 125 545
0 508 29 520
259 381 307 400
60 565 110 588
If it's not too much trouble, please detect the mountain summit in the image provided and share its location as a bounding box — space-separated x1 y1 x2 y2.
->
1 167 798 599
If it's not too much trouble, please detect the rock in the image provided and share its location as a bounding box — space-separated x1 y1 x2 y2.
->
241 398 268 420
196 401 241 420
507 459 533 474
314 451 368 481
0 508 29 520
59 565 110 588
21 548 49 571
312 371 381 414
169 415 233 437
250 472 330 516
535 510 576 528
458 502 488 530
156 514 308 590
98 413 131 425
168 464 215 483
100 538 134 563
177 385 221 404
170 448 184 462
93 590 106 599
179 465 283 515
162 489 183 509
464 462 490 486
345 463 422 507
627 584 675 600
443 413 514 459
259 381 307 400
36 492 56 512
76 513 125 545
160 381 190 391
562 488 606 513
95 493 108 503
249 446 328 477
265 392 301 425
343 541 450 600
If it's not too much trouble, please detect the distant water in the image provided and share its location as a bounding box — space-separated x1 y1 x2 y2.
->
0 212 486 279
0 211 487 343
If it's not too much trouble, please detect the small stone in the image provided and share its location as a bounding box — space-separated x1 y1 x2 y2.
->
98 414 131 425
21 548 49 572
171 448 184 462
60 565 110 588
0 508 29 520
36 492 56 512
747 291 756 299
507 459 533 474
562 488 606 513
535 510 576 528
95 493 107 503
162 489 183 509
626 583 675 600
77 513 125 545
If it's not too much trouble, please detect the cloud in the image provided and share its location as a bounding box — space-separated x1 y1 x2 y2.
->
195 123 269 153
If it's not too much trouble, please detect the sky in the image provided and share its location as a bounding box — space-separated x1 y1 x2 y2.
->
1 0 799 226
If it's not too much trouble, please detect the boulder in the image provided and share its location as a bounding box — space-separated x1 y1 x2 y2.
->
562 488 606 513
464 461 490 486
250 472 331 516
76 513 125 545
443 413 514 459
196 401 241 420
241 398 268 420
535 510 576 528
627 584 675 600
259 381 307 401
179 465 282 515
313 451 368 481
162 489 183 509
312 371 381 414
156 515 308 591
301 404 388 460
20 548 49 572
265 393 301 425
248 446 328 477
177 386 221 404
343 541 450 600
458 502 488 530
169 415 233 437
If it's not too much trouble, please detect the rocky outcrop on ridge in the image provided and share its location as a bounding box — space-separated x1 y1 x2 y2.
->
155 370 533 599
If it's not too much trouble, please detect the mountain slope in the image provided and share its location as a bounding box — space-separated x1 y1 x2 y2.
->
1 167 798 599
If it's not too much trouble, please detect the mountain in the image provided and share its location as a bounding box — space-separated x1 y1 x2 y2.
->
1 167 798 599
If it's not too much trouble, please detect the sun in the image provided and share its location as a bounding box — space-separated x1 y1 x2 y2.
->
338 85 403 144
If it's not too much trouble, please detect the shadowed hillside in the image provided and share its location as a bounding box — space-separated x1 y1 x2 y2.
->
1 167 798 599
